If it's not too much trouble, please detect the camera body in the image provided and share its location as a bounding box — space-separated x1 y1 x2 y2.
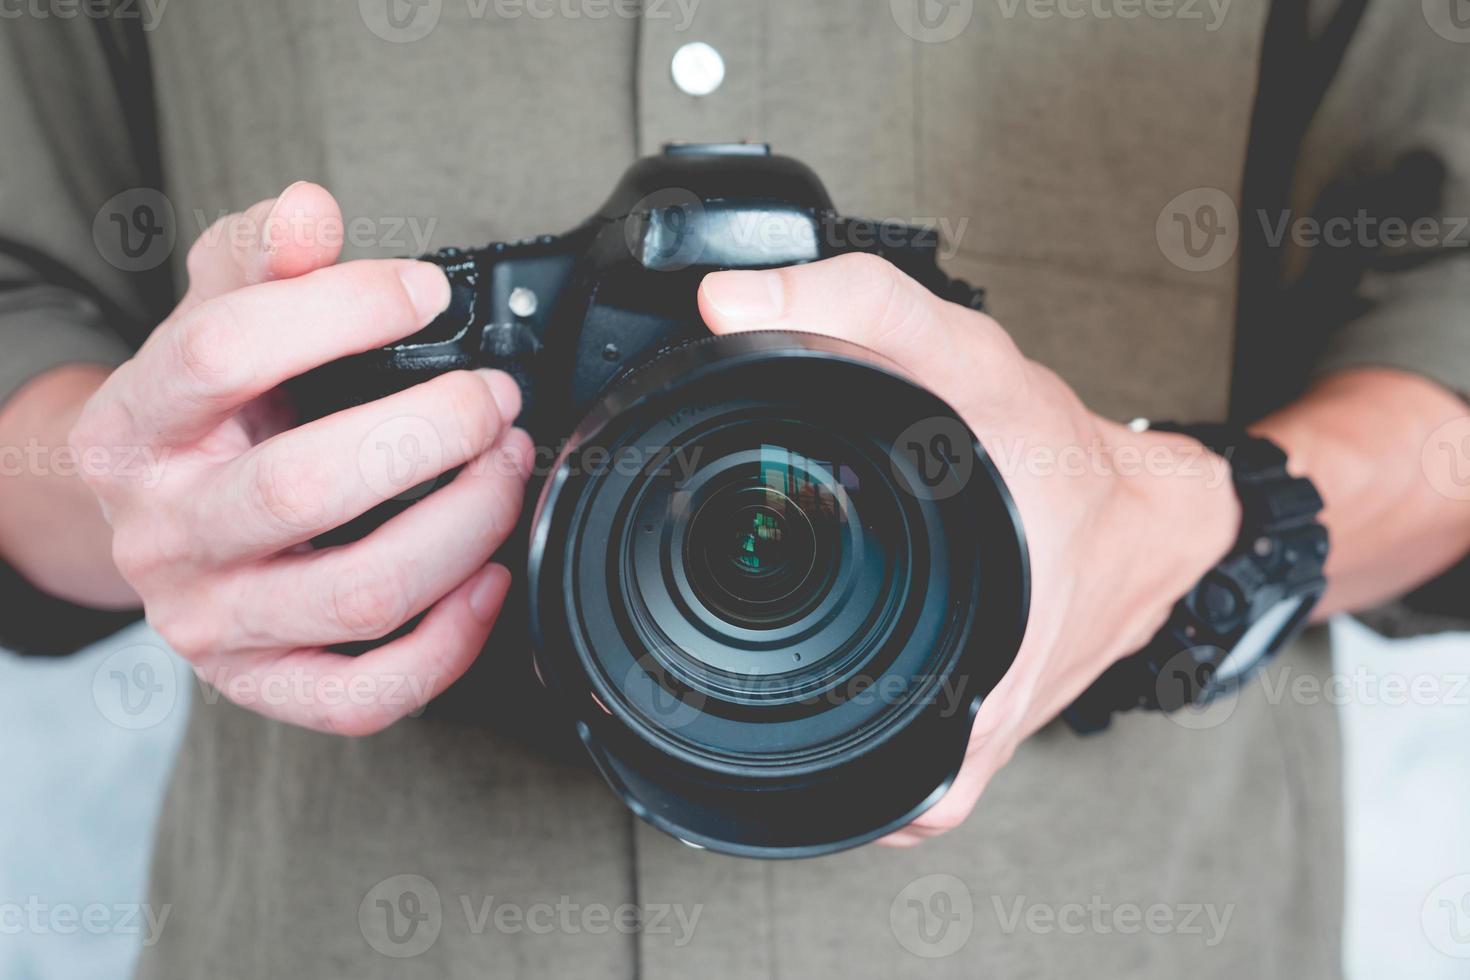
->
301 143 988 443
296 144 1029 858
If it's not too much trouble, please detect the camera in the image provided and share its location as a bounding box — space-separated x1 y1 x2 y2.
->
295 143 1030 858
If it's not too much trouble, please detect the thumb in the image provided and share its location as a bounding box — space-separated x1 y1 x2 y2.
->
176 180 343 315
698 253 1021 407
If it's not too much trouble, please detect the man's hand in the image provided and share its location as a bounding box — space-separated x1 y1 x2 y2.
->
699 254 1242 846
68 182 533 735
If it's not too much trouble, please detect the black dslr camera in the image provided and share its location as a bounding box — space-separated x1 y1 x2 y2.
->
298 144 1030 858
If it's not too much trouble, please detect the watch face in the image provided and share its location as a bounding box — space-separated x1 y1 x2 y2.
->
1208 594 1317 694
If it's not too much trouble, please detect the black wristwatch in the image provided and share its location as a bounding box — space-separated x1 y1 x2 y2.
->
1062 423 1330 734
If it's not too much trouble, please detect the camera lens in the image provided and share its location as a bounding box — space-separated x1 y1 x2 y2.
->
528 331 1029 858
685 461 840 630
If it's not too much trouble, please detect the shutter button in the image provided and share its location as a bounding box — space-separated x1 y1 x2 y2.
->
671 42 725 96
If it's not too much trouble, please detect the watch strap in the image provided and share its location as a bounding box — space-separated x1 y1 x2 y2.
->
1062 424 1328 733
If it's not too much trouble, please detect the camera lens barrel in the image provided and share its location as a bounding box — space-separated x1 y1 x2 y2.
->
528 331 1029 858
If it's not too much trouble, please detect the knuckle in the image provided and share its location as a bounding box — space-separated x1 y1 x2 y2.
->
251 450 335 532
836 250 897 281
109 531 150 582
173 302 249 400
69 372 136 461
326 563 411 640
110 521 177 582
479 480 524 545
346 260 421 329
439 372 501 455
317 700 394 738
68 412 117 488
147 600 220 662
184 215 230 282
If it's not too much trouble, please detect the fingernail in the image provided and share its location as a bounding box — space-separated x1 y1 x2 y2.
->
477 369 522 422
259 181 308 255
399 261 452 320
469 565 508 622
504 427 534 479
702 270 784 322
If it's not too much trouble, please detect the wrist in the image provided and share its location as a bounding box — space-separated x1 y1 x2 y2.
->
1099 419 1242 653
0 363 136 608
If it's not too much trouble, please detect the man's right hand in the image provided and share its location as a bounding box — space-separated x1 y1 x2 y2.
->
69 182 533 735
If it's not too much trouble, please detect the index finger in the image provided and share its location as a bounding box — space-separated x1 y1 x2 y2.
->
111 258 450 447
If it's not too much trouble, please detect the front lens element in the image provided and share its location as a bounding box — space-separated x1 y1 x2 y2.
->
685 458 842 630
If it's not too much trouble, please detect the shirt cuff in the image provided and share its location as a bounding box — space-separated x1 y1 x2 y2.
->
0 285 134 413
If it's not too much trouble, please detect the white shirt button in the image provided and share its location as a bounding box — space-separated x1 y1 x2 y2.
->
671 42 725 97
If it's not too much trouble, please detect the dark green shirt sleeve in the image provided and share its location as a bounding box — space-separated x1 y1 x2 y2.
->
0 14 167 411
1293 4 1470 396
0 15 164 652
1277 2 1470 632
